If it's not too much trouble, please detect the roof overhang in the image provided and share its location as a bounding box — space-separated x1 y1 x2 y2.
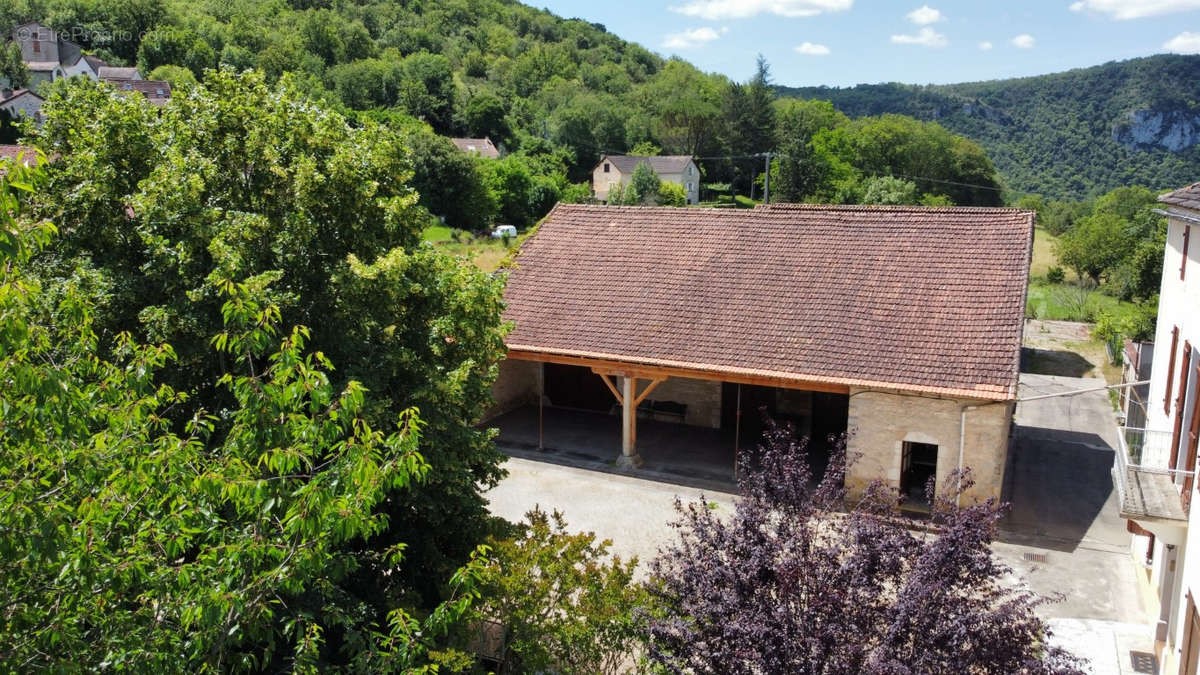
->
507 344 1015 402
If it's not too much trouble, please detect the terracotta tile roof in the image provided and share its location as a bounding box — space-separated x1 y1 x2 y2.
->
450 137 500 159
0 144 36 163
600 155 694 175
103 78 171 104
1160 182 1200 211
0 145 40 175
503 203 1034 400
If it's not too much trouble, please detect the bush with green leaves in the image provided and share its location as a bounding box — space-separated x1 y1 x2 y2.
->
657 181 687 206
471 509 649 674
1046 266 1065 284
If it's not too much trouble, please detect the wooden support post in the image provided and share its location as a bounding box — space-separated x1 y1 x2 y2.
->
617 375 644 469
538 362 545 451
734 383 742 481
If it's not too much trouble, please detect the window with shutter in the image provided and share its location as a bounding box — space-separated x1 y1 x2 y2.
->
1171 342 1192 470
1185 225 1192 281
1189 361 1200 501
1168 327 1180 416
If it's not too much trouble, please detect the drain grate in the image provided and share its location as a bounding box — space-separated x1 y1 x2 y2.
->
1022 552 1048 563
1129 650 1157 674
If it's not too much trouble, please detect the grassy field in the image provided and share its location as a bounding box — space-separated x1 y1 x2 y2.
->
423 224 454 243
1026 227 1144 323
1025 281 1144 323
421 226 512 272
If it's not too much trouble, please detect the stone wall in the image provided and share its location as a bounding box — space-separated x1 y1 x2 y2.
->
635 376 722 429
483 358 539 421
845 387 1013 504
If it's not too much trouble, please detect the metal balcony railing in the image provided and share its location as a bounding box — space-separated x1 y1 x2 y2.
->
1114 427 1189 523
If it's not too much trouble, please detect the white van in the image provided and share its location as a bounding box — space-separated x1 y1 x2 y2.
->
491 225 517 239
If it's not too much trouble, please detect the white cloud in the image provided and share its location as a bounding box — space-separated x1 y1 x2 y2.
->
670 0 852 20
1068 0 1200 19
978 41 993 50
1011 33 1035 48
1164 31 1200 53
891 27 948 47
906 5 944 25
663 27 723 49
795 41 831 55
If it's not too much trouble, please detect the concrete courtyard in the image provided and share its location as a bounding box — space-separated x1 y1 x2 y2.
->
485 372 1159 674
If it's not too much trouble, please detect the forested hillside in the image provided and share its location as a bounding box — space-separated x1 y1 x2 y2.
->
2 0 1005 226
777 55 1200 200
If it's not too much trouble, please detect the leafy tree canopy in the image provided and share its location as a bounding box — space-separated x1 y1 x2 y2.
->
27 70 510 619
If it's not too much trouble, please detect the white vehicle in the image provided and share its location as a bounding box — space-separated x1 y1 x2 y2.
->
491 225 517 239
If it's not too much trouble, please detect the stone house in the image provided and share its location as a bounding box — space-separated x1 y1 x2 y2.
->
486 203 1034 506
592 155 700 205
4 23 107 92
0 89 44 124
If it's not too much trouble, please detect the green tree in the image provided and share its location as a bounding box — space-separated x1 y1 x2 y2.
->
630 161 661 204
0 160 489 669
483 154 535 226
398 52 457 132
0 42 29 90
635 59 722 156
473 509 648 674
463 92 511 145
720 56 776 194
29 71 509 616
1055 212 1129 284
831 114 1003 206
406 128 496 231
137 26 212 77
148 64 197 90
860 175 920 205
772 99 849 202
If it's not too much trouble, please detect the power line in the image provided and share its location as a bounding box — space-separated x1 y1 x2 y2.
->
600 151 1008 195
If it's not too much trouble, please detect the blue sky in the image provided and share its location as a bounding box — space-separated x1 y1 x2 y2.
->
536 0 1200 86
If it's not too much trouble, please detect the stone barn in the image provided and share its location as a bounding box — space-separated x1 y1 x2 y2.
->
487 203 1033 506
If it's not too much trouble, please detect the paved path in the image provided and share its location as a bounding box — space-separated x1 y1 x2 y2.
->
485 372 1158 673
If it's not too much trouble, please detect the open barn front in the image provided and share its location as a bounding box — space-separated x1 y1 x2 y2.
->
485 358 849 485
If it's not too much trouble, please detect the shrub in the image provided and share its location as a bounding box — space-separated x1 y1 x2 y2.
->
657 181 687 206
1047 266 1065 284
472 509 647 674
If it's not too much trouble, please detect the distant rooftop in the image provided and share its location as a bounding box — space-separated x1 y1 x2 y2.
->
599 155 695 175
450 137 499 159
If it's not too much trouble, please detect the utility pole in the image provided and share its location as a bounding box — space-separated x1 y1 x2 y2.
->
763 152 772 204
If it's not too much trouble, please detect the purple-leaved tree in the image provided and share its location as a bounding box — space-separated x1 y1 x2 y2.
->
642 419 1086 674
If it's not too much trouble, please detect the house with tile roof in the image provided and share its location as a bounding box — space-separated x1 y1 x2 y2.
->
486 202 1034 505
4 22 107 92
103 78 172 105
1114 181 1200 672
593 155 700 205
0 144 38 170
450 137 500 159
0 88 44 125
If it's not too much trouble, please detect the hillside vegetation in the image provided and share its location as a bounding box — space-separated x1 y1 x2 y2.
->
777 55 1200 200
4 0 1005 231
